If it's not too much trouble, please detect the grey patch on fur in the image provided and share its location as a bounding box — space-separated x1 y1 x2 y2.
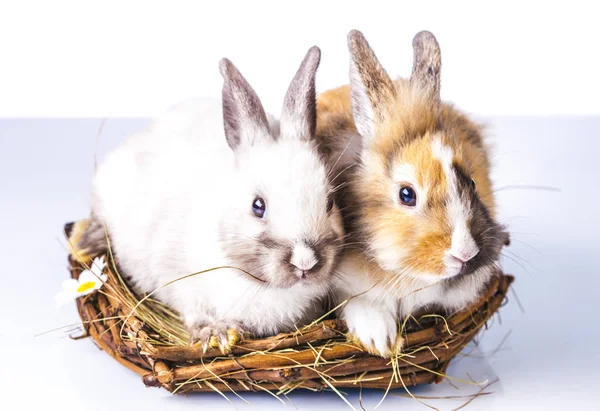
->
219 58 272 150
64 222 75 238
314 115 354 161
256 232 288 250
218 219 343 290
217 221 276 283
410 31 442 111
347 30 396 141
77 215 108 256
304 234 342 275
329 166 363 244
280 46 321 141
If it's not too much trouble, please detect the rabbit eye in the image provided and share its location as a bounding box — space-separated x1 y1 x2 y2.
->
252 197 266 218
399 186 417 206
470 178 477 189
326 196 334 213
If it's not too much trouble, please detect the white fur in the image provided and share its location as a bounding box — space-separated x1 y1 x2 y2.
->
92 98 339 337
371 232 408 274
431 137 453 175
432 138 479 276
397 264 495 315
342 296 398 356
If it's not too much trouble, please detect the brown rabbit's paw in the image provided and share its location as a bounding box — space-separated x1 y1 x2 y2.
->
343 302 399 358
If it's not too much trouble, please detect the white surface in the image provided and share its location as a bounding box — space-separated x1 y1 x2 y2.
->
1 0 600 117
1 116 598 409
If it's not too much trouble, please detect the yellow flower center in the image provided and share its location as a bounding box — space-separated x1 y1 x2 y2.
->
77 281 97 293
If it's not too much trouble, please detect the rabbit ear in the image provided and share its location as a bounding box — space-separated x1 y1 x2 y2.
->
347 30 396 142
219 58 271 150
279 46 321 142
410 31 441 112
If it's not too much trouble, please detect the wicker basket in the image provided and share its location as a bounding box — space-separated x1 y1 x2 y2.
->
65 221 513 395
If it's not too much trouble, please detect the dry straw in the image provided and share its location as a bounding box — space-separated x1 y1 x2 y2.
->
64 221 513 398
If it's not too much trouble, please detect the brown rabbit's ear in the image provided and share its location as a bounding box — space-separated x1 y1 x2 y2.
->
280 46 321 141
219 58 272 150
347 30 396 142
410 31 441 112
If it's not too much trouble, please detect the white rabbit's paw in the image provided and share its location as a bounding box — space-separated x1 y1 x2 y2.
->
188 321 243 354
343 300 402 358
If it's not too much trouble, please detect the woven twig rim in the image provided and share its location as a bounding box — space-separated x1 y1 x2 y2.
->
65 222 513 394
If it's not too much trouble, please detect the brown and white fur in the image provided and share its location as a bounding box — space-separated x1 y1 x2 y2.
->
316 31 509 357
76 47 345 353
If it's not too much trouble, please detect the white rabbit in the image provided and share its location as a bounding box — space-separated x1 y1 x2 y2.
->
77 47 344 353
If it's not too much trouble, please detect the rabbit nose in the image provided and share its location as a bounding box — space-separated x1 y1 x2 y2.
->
450 248 479 263
290 243 318 275
291 256 318 271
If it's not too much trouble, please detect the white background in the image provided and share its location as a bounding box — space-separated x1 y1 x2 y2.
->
1 1 600 410
0 0 599 117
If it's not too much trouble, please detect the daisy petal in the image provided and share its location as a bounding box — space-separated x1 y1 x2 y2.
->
78 269 97 284
90 256 107 276
61 279 80 292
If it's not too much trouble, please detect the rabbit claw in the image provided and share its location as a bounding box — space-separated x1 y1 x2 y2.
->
188 322 242 355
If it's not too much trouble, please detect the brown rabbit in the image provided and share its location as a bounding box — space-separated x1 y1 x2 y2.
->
316 30 509 357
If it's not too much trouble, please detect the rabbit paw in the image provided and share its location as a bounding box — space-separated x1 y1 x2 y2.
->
342 299 402 358
188 321 243 354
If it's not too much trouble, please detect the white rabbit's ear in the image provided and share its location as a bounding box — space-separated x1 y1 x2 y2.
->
219 58 272 150
347 30 396 143
410 31 441 113
280 46 321 141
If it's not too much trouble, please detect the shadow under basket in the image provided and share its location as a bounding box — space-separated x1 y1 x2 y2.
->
65 222 513 395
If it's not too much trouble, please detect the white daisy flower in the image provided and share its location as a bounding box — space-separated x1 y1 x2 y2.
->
56 256 108 306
